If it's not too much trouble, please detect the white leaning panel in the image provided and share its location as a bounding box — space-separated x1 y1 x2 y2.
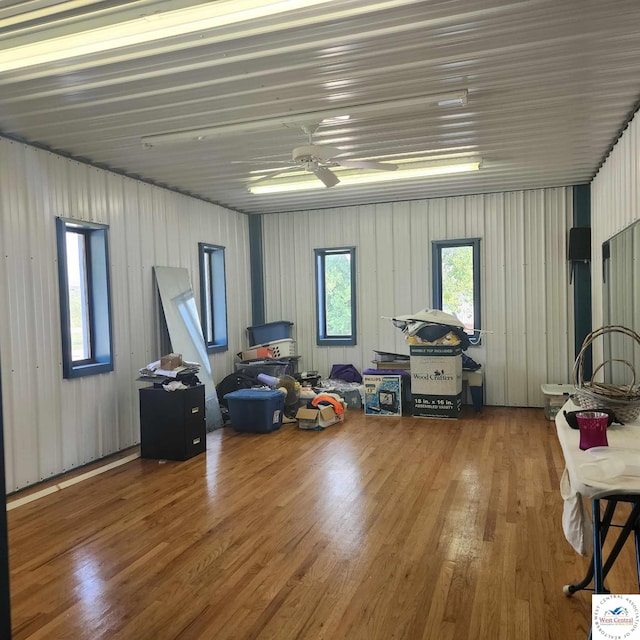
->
0 139 251 492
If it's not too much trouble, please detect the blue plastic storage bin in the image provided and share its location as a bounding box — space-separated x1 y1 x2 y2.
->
247 321 293 347
224 389 285 433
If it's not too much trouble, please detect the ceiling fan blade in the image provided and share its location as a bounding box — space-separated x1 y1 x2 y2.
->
231 160 290 165
251 166 299 181
312 166 340 188
312 145 342 162
337 159 398 171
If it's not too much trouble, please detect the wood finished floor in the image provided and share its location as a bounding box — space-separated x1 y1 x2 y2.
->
7 407 638 639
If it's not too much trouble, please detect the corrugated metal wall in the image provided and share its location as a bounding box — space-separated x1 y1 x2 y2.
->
0 138 251 492
592 111 640 348
592 111 640 374
262 188 574 407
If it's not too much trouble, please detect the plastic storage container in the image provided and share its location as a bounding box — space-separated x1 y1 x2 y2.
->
541 384 575 420
258 338 296 358
234 360 292 378
247 321 293 347
224 388 285 433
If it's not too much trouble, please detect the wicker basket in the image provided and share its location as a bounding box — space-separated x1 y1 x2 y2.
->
572 325 640 422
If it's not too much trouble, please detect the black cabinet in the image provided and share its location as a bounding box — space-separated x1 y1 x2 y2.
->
139 384 206 460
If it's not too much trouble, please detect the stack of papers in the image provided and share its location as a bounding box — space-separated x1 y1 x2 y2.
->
139 359 200 380
373 350 409 362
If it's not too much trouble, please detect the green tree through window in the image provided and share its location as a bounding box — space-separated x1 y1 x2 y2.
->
315 247 356 345
324 253 352 336
441 245 474 332
432 238 481 344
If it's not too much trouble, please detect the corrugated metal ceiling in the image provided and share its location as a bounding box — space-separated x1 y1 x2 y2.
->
1 0 639 214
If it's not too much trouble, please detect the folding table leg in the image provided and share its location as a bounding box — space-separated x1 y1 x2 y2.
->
564 499 616 595
601 501 640 580
563 498 640 640
632 499 640 592
593 499 605 593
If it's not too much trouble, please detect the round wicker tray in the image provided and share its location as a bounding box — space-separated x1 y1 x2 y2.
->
572 325 640 422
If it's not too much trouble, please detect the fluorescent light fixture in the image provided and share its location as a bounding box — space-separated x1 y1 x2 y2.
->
141 89 468 146
373 146 479 160
321 114 351 124
248 160 481 194
437 95 468 107
0 0 341 73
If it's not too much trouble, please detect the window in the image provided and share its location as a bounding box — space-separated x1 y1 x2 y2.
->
432 238 481 345
315 247 356 346
56 218 113 378
198 243 228 353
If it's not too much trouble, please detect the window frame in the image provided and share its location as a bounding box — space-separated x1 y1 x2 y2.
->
56 217 114 378
198 242 228 354
314 246 357 346
432 238 481 346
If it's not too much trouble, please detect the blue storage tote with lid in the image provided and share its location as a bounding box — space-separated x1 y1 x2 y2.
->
224 388 285 433
247 321 293 347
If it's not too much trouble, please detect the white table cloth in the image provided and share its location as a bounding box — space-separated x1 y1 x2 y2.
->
556 399 640 555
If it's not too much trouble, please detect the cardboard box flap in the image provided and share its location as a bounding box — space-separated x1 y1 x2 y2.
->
296 407 319 420
319 406 337 420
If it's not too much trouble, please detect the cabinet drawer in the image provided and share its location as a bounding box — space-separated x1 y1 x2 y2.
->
184 420 206 457
139 384 206 461
182 386 205 422
184 401 204 421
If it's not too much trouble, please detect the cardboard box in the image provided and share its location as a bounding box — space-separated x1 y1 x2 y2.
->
410 344 462 418
238 346 274 361
296 405 344 430
364 374 402 416
160 353 182 371
412 393 462 418
409 344 462 396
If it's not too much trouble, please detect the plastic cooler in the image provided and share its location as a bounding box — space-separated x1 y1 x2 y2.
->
247 321 293 347
541 384 575 420
224 388 285 433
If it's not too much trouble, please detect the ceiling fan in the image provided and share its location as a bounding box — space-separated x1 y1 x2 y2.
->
244 124 398 188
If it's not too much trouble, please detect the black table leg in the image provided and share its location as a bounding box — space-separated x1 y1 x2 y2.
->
562 496 640 640
564 499 617 595
593 499 605 593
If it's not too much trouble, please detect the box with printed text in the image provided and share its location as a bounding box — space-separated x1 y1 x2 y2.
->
363 374 403 416
410 344 462 418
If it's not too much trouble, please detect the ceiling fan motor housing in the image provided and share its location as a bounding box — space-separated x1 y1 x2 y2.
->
292 144 335 163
